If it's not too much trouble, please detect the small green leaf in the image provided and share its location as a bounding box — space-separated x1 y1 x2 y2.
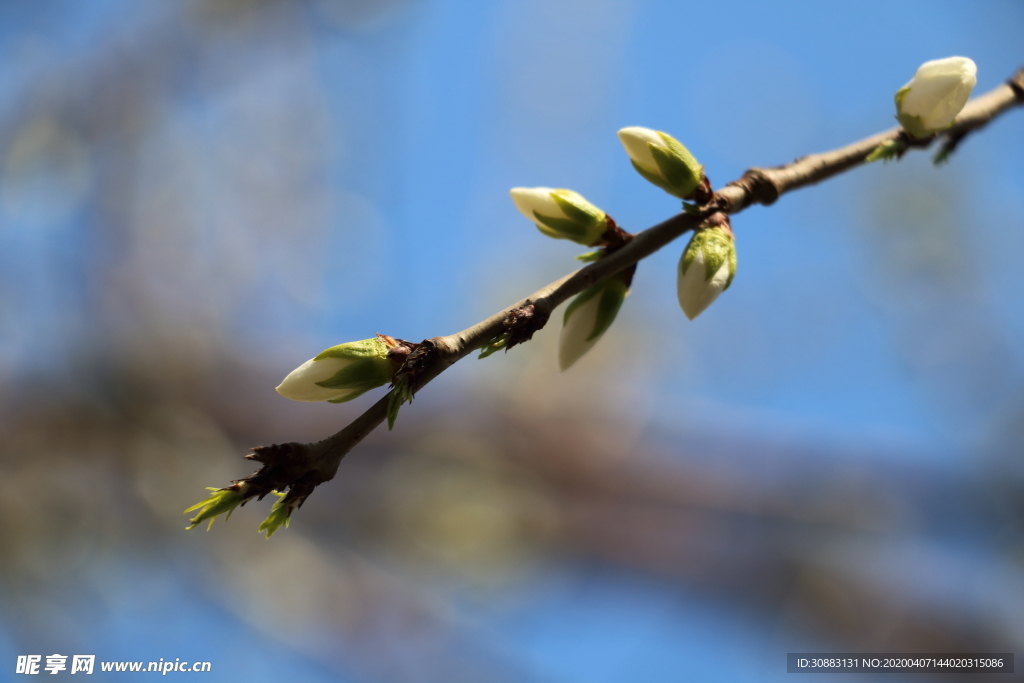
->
682 202 701 216
257 492 291 539
387 390 401 430
575 250 604 263
185 486 249 531
865 139 906 164
478 332 510 359
585 278 628 342
387 378 414 430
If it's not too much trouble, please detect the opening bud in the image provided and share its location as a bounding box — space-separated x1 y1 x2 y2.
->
257 492 292 539
276 336 396 403
895 56 977 138
559 274 629 371
184 483 252 530
617 127 703 199
509 187 608 246
677 220 736 320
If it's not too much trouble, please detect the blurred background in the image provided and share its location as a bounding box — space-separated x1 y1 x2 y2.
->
1 0 1023 681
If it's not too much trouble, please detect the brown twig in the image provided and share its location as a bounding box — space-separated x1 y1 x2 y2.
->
234 67 1024 513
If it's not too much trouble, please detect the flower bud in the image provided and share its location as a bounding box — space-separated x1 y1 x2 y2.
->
617 127 703 199
559 275 629 371
509 187 608 246
276 337 394 403
677 225 736 320
895 56 977 138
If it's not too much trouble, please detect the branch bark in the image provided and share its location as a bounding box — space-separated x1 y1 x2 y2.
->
240 67 1024 508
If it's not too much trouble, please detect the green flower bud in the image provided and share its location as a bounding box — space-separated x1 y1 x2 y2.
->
617 127 703 199
677 225 736 320
276 336 395 403
509 187 608 246
559 275 629 371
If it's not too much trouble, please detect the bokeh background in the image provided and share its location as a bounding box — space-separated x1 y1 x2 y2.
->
1 0 1023 681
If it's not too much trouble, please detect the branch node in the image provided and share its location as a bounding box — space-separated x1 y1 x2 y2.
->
503 302 551 351
597 216 635 254
396 341 437 378
382 336 419 368
240 441 339 508
690 175 715 205
1009 67 1024 100
725 169 780 209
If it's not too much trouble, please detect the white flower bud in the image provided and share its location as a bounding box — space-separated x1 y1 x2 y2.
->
558 276 629 371
896 56 977 138
509 187 608 246
276 337 394 403
617 127 703 199
677 226 736 320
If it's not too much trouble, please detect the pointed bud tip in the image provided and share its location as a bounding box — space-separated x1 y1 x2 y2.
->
617 125 657 140
509 186 607 245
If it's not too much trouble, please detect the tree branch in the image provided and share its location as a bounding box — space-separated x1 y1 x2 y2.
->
231 66 1024 514
717 66 1024 212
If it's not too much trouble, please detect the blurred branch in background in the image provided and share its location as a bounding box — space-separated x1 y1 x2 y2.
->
4 351 1022 681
